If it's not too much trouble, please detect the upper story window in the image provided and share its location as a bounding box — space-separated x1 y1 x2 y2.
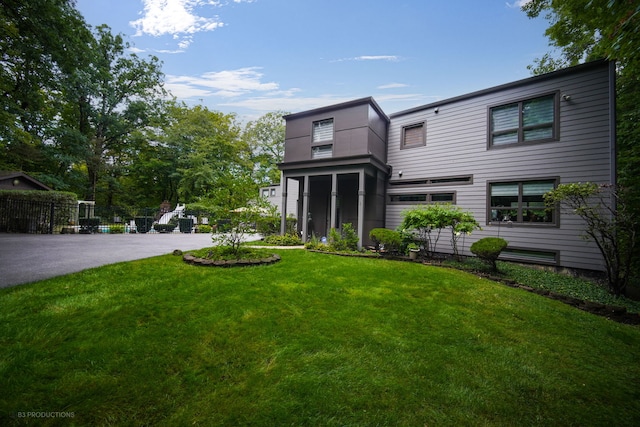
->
401 122 425 149
313 118 334 143
489 179 557 225
261 189 269 198
312 144 333 159
489 93 558 147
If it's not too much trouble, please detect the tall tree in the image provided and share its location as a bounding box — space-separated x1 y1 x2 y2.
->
523 0 640 278
0 0 93 177
243 111 288 185
161 103 255 211
58 25 166 204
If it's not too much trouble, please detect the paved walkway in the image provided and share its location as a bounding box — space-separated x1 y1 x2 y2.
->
0 232 259 288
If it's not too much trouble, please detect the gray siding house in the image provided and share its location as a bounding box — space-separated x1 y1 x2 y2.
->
278 60 616 272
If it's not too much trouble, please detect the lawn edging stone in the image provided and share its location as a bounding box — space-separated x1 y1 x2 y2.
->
182 253 281 267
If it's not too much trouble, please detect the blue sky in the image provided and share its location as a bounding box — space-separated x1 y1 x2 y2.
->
76 0 551 121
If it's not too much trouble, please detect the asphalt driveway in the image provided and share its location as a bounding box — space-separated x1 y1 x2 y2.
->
0 232 249 288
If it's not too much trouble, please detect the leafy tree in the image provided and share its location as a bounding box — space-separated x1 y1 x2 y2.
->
161 103 256 211
66 25 165 203
0 0 93 178
523 0 640 282
243 111 288 185
544 183 637 296
400 204 479 258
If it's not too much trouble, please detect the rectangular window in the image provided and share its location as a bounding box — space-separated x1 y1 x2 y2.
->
261 189 269 198
313 118 334 143
501 248 558 265
489 179 556 224
312 144 333 159
389 175 473 187
389 192 455 204
401 123 426 149
489 93 557 147
270 188 276 197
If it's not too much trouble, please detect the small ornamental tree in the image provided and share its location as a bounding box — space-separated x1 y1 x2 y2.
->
470 237 509 272
400 204 480 258
544 183 637 296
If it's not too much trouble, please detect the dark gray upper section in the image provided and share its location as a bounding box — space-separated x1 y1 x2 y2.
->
281 97 390 172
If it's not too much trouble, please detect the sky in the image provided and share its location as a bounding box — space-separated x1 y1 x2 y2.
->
75 0 552 122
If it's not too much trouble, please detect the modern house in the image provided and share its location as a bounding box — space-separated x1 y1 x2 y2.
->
278 60 616 272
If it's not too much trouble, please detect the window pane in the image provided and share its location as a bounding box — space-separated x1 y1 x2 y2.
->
493 131 519 145
523 96 554 127
524 127 553 141
522 181 554 196
491 183 518 196
313 119 333 143
491 104 518 132
431 193 454 202
403 124 424 146
312 144 332 159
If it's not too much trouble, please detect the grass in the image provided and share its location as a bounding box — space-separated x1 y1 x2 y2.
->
1 250 639 426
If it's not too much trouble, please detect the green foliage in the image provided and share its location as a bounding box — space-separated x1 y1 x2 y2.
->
369 228 402 254
197 224 212 234
109 225 125 234
400 204 480 258
256 215 280 236
328 223 359 252
544 183 637 296
470 237 509 271
211 208 261 256
243 111 289 185
263 233 303 246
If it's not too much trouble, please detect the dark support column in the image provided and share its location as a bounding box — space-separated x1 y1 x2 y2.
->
280 177 288 235
330 173 337 230
357 170 365 250
301 175 310 242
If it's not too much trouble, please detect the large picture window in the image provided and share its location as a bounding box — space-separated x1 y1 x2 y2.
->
489 93 558 147
489 179 556 224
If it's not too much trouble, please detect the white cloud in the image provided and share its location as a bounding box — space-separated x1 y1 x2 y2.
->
331 55 401 63
377 83 408 90
130 0 224 37
165 67 280 99
220 96 356 114
506 0 532 8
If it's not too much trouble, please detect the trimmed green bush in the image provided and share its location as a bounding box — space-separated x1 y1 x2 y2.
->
197 224 212 234
109 225 125 234
470 237 508 271
369 228 402 254
153 223 177 233
264 233 302 246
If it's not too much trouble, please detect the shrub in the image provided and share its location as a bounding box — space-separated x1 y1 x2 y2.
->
470 237 508 271
329 223 359 252
369 228 402 254
256 215 280 236
264 233 302 246
109 225 125 234
153 223 176 233
197 224 212 234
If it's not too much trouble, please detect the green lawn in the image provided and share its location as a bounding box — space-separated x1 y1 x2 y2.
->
1 250 639 426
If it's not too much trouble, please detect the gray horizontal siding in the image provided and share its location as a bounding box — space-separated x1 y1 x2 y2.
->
385 61 612 271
